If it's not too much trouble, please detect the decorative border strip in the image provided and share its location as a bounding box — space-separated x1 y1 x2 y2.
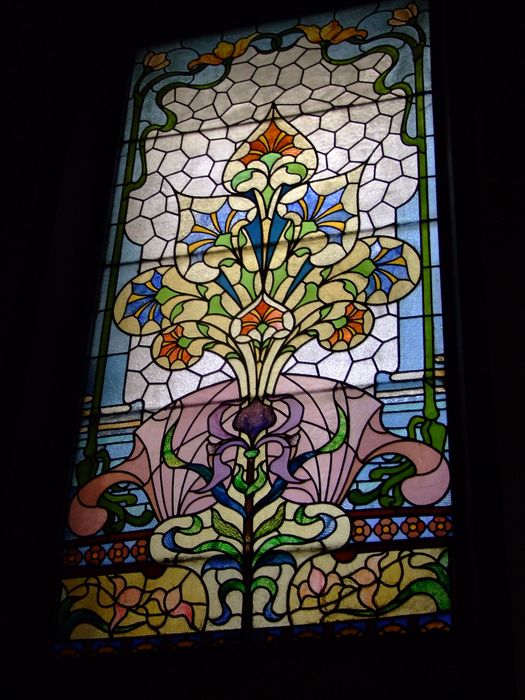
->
62 513 453 569
54 612 451 657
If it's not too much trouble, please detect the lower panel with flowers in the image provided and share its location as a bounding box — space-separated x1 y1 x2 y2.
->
56 545 450 654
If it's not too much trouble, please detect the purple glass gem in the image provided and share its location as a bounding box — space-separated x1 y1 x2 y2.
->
233 399 277 441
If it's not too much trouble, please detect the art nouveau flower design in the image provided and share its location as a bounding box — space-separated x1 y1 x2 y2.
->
296 20 368 45
290 548 450 624
388 3 419 26
188 34 258 70
113 106 421 399
59 570 206 638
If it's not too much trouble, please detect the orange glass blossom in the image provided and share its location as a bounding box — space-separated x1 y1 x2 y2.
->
241 119 302 166
296 19 367 44
143 51 170 70
188 34 258 69
154 323 209 370
388 3 419 26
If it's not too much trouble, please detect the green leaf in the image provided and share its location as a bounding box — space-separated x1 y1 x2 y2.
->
319 405 347 453
208 294 231 316
343 279 358 297
283 222 295 242
254 534 306 563
163 422 185 467
294 505 320 526
351 259 375 277
246 466 267 495
197 322 209 336
197 284 208 296
300 221 317 236
238 230 247 247
212 509 243 542
215 233 232 248
296 281 319 308
251 575 277 595
261 152 282 169
219 258 236 268
254 502 286 540
194 540 241 560
169 302 184 321
285 163 307 178
294 247 309 257
232 170 255 190
240 268 256 298
178 515 203 536
319 305 333 320
155 287 178 304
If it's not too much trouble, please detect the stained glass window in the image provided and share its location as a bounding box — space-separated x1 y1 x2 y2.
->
56 0 453 654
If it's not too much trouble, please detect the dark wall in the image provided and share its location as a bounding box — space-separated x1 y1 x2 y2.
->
5 1 523 697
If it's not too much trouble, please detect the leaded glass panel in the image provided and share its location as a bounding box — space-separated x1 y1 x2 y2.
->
57 0 452 654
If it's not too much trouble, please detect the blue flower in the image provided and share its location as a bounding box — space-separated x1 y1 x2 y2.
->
365 241 410 296
123 269 164 328
285 186 353 245
184 202 247 264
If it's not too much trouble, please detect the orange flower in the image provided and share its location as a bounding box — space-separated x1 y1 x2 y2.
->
239 300 284 336
240 119 302 166
188 34 258 70
373 517 398 541
158 325 191 365
297 20 367 44
327 303 366 347
388 3 419 26
143 51 170 70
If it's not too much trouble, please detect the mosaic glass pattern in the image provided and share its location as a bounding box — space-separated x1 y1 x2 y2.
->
57 1 452 654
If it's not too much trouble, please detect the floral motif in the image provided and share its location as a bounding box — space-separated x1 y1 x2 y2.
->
188 34 258 70
364 240 413 299
373 517 399 540
178 199 252 273
320 302 370 350
121 269 165 331
65 4 454 647
153 323 209 369
282 185 355 247
224 107 317 195
351 518 372 542
296 20 367 44
63 548 82 566
143 586 195 630
109 576 144 631
60 570 207 638
388 3 419 26
131 539 149 562
241 120 303 165
401 515 425 538
143 51 170 70
290 548 451 624
113 109 421 397
232 297 293 344
85 544 106 565
428 515 452 537
298 564 343 613
107 542 129 564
